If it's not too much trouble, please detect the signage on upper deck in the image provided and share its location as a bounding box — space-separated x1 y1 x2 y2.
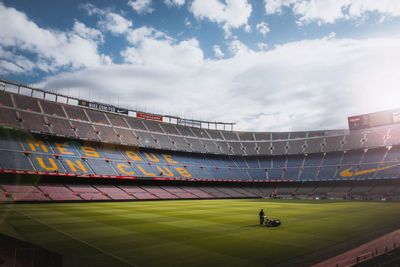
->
177 118 201 128
78 100 129 115
348 114 369 130
393 111 400 123
348 108 400 130
136 111 163 122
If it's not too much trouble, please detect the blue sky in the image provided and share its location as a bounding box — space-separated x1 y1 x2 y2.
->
1 0 400 131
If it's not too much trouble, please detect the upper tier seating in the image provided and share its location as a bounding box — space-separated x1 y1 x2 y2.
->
46 117 76 137
39 100 66 117
126 117 147 131
114 128 140 146
64 105 89 121
0 107 20 128
0 90 394 157
19 111 51 134
13 94 41 112
86 109 110 125
72 121 99 141
0 91 14 107
107 113 129 128
96 125 120 143
386 126 400 146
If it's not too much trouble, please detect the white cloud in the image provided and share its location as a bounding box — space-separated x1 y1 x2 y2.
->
0 60 26 74
189 0 252 38
164 0 185 7
99 13 133 34
228 39 251 55
122 26 203 66
126 26 170 45
0 58 35 75
265 0 293 14
6 1 396 131
184 17 192 27
213 45 224 58
256 42 268 50
256 21 270 36
0 3 109 73
128 0 154 14
35 35 400 131
265 0 400 25
73 21 104 42
0 47 36 74
81 3 132 35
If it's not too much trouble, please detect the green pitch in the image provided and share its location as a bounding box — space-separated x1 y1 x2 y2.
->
1 199 400 267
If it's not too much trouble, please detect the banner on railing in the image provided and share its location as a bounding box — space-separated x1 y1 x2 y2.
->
78 100 129 115
136 111 163 122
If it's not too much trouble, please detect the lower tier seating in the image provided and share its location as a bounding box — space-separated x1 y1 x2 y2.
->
0 181 399 202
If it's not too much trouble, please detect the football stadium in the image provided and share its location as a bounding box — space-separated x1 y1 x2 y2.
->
1 78 400 266
2 1 400 267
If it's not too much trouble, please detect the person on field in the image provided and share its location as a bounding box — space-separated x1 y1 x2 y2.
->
259 209 265 225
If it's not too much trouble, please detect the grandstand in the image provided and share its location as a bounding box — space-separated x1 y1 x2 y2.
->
1 79 400 202
2 79 400 267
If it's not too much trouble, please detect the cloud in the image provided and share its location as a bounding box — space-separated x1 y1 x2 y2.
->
127 0 154 14
189 0 252 38
81 3 132 34
0 3 109 74
244 24 252 33
228 39 251 55
164 0 185 7
213 45 224 58
99 13 133 34
126 26 170 45
0 47 36 74
73 20 104 42
121 26 203 66
34 32 400 131
264 0 400 25
256 42 268 50
256 21 270 36
4 3 397 132
184 17 192 27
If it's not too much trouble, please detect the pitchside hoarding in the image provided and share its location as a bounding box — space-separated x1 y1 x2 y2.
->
78 100 129 115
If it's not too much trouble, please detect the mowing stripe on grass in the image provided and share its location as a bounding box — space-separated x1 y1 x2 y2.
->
10 207 139 267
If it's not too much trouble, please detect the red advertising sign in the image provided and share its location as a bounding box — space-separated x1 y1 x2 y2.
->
136 111 163 122
348 114 369 130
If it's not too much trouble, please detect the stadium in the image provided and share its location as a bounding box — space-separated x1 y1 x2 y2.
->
1 78 400 266
2 1 400 267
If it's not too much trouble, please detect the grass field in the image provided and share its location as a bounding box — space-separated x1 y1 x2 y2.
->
1 199 400 267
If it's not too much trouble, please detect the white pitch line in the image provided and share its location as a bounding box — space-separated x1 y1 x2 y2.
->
11 208 139 267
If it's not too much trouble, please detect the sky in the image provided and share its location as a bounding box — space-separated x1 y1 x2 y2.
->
1 0 400 131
